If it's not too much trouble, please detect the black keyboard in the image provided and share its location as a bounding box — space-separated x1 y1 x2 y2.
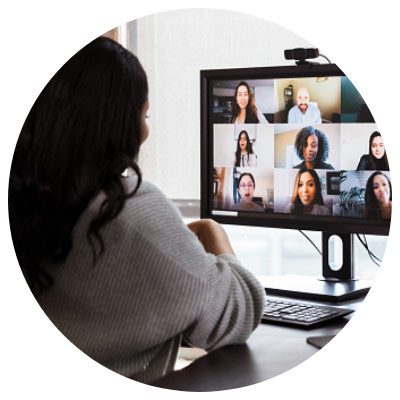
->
262 297 354 328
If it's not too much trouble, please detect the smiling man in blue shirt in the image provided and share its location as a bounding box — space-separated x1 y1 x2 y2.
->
288 86 322 124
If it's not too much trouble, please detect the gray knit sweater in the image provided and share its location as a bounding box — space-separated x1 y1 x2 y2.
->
37 177 265 383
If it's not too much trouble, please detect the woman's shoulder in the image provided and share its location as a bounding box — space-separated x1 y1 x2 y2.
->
124 176 163 197
284 203 292 213
317 161 334 170
112 178 202 262
293 161 305 169
85 177 182 234
253 203 265 212
357 154 369 170
313 204 331 215
121 177 181 220
231 202 264 212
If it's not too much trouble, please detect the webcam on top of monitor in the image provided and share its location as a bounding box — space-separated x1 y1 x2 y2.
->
284 47 331 67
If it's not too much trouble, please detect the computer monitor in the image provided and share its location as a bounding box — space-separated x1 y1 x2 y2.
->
200 62 391 302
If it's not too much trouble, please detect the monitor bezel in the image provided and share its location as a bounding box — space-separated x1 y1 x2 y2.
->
200 63 390 236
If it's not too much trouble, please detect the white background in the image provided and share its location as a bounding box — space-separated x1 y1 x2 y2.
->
1 1 399 399
136 9 313 198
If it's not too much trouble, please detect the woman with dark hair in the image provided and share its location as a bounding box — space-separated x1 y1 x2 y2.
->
357 131 389 171
233 130 257 167
286 169 330 215
363 171 392 220
232 173 264 212
229 81 268 124
293 126 334 170
8 37 264 384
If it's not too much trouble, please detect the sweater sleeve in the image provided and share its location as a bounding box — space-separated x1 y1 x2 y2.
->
35 176 267 383
182 253 265 351
119 179 265 352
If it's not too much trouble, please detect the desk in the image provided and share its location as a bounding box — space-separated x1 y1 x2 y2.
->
152 296 364 392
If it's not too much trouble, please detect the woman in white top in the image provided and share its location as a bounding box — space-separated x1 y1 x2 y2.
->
233 130 257 167
229 81 268 124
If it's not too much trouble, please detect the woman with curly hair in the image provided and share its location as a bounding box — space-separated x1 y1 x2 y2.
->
293 126 334 170
363 171 392 220
8 37 264 384
286 169 330 215
229 81 268 124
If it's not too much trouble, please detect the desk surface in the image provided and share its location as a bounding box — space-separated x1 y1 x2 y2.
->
152 296 363 392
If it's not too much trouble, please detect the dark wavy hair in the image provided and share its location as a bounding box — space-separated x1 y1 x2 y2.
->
364 171 392 219
8 37 148 294
234 130 254 166
294 126 329 163
290 169 324 214
229 81 259 123
368 131 389 170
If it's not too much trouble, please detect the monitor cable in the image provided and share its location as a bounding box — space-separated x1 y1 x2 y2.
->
298 230 382 267
298 230 322 256
356 234 382 267
318 53 331 63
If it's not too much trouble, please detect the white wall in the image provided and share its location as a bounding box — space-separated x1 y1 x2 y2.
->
133 9 312 199
341 123 379 169
254 84 275 114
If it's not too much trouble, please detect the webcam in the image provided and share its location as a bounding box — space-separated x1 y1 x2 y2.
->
284 48 326 67
285 48 319 61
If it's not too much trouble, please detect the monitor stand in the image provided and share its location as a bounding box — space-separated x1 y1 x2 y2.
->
262 232 372 303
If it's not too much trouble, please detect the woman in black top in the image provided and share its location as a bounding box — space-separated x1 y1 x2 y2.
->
293 126 334 170
357 131 389 171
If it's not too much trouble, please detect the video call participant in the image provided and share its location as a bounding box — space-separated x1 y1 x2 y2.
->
233 130 257 167
229 81 268 124
363 171 392 220
293 126 334 170
232 173 265 212
288 86 322 124
286 169 331 215
8 37 265 384
357 131 389 171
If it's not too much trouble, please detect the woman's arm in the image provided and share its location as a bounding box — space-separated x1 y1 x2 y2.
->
122 181 265 353
187 219 235 256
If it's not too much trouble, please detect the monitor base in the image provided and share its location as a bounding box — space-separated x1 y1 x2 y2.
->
259 274 371 303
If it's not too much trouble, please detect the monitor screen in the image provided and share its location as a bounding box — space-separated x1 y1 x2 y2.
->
201 64 391 236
